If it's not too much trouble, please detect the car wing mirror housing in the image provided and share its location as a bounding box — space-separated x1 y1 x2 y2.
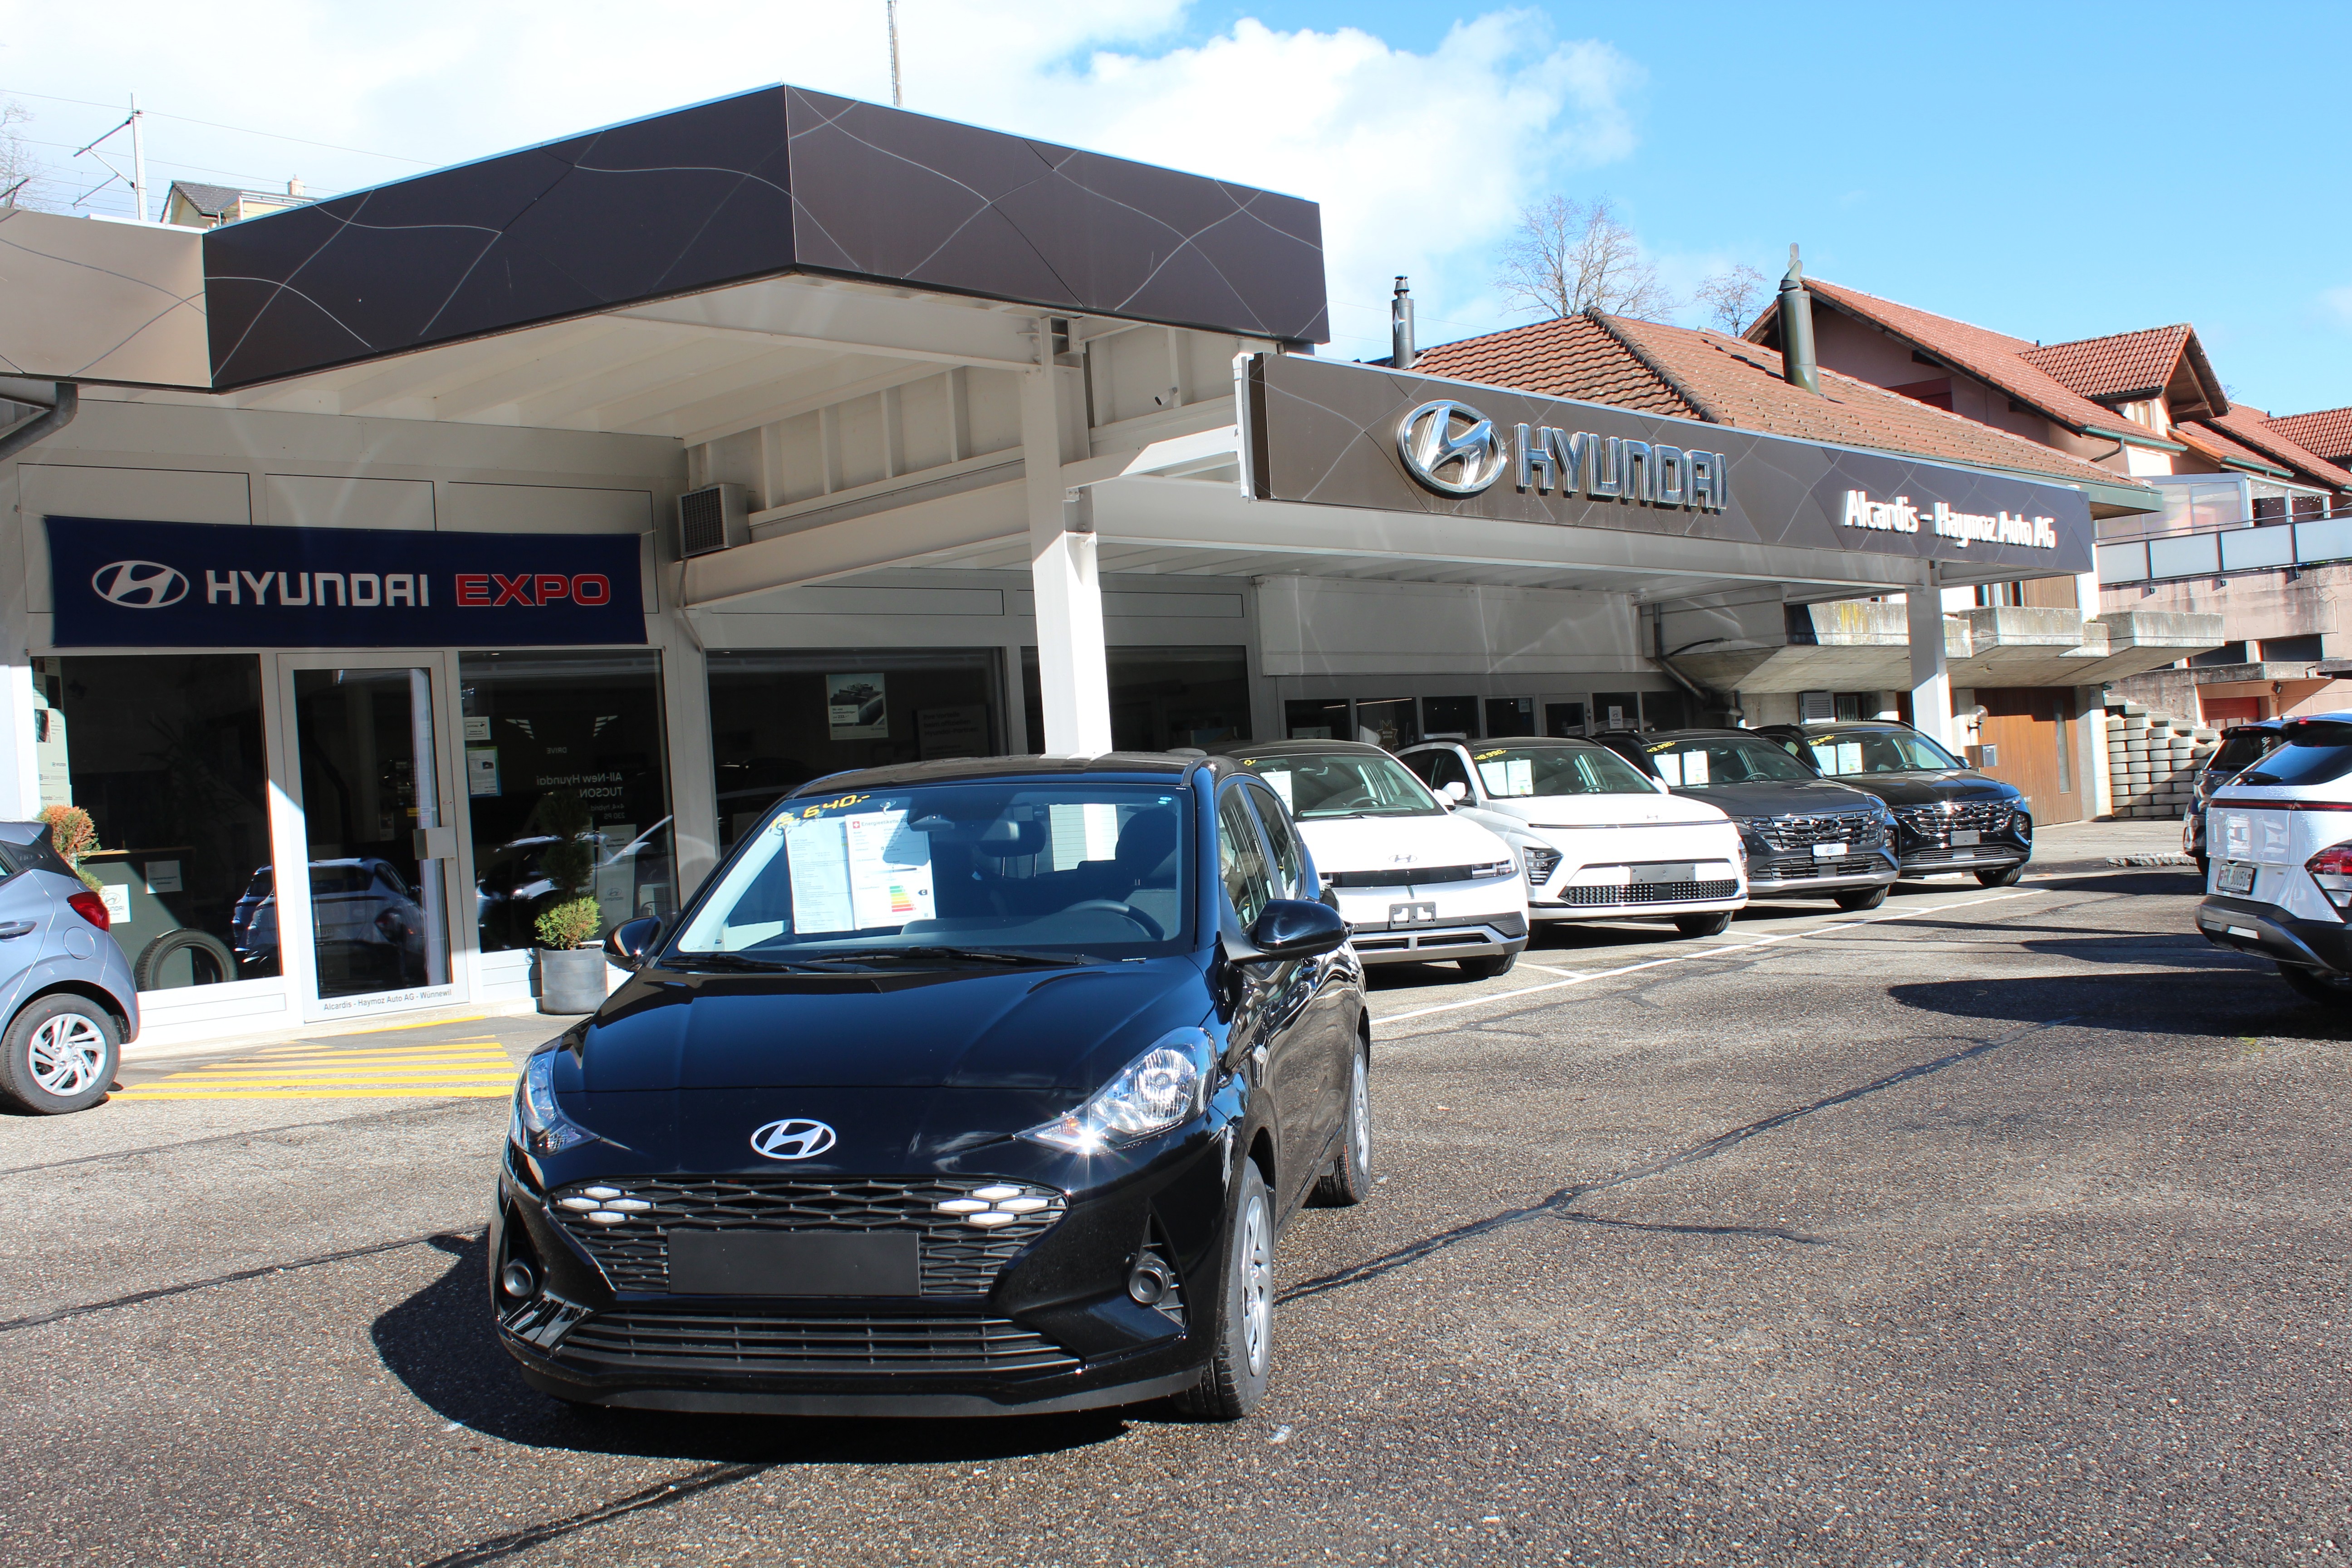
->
1441 780 1468 805
605 915 664 972
1236 899 1350 963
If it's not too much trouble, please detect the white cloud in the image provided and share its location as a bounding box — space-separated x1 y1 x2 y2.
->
1 1 1640 357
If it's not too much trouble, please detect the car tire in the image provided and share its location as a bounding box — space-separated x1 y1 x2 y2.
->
2278 962 2352 1006
1834 885 1890 911
1456 952 1516 980
1975 864 2025 888
1310 1045 1372 1207
0 993 122 1115
1173 1159 1274 1421
133 929 236 990
2193 853 2209 883
1674 911 1733 937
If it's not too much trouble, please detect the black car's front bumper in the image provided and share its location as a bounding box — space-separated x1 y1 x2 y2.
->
1893 812 2032 878
488 1116 1236 1416
2197 893 2352 977
1744 846 1900 896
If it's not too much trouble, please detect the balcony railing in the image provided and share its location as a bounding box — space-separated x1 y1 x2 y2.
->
2097 512 2352 587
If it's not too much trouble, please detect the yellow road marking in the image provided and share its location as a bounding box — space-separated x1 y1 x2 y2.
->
121 1036 523 1099
114 1087 512 1100
146 1071 517 1086
188 1051 514 1069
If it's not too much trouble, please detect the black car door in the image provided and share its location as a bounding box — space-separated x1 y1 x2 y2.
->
1238 779 1352 1168
1215 784 1318 1218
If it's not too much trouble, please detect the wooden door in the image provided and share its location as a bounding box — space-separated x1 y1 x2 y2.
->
1972 687 2081 825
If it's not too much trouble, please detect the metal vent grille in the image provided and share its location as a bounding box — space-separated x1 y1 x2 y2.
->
1896 802 2011 837
1561 878 1739 906
547 1175 1067 1297
1758 812 1882 850
559 1311 1078 1373
1754 855 1882 880
678 486 731 558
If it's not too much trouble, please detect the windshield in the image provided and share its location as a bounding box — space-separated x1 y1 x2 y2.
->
2236 725 2352 788
673 782 1192 963
1800 728 1962 775
1468 744 1656 797
1232 752 1441 819
1645 735 1813 786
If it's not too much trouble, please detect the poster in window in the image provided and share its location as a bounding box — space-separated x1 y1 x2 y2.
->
826 673 888 739
916 704 988 760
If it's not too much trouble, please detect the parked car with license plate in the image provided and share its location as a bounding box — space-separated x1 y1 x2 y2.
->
1395 737 1746 938
1757 720 2031 887
1218 740 1528 977
2196 715 2352 1003
1595 728 1900 910
2182 720 2288 879
491 752 1370 1419
0 821 140 1115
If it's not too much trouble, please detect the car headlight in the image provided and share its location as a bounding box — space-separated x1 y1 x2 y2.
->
1021 1028 1216 1154
1470 858 1518 879
511 1049 596 1154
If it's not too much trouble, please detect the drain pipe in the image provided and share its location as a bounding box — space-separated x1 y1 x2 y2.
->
1389 277 1416 371
0 383 78 464
1777 245 1821 396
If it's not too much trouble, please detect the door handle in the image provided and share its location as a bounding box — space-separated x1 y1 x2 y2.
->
0 921 36 939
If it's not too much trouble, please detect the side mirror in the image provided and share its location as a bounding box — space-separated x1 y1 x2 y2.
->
1441 780 1468 804
604 915 663 972
1236 899 1349 963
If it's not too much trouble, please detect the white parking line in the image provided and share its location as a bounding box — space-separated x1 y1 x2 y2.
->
1374 890 2041 1034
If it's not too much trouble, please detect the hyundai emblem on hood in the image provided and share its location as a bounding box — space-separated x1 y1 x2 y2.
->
750 1118 838 1160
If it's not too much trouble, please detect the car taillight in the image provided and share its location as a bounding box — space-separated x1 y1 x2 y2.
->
68 890 110 931
2306 844 2352 911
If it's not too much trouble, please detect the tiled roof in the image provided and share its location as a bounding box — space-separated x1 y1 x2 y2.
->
2173 420 2288 477
1756 279 2153 438
1412 311 2151 496
2019 325 2195 404
167 181 246 217
2198 404 2352 491
2265 406 2352 464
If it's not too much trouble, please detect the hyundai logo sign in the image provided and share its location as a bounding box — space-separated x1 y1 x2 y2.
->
90 560 189 608
1396 400 1506 497
749 1117 838 1160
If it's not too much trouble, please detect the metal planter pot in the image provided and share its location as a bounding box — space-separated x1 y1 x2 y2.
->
536 946 608 1015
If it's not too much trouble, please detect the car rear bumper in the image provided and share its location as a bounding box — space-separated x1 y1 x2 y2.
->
2196 894 2352 976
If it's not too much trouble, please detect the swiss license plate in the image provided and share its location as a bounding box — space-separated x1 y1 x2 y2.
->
2217 861 2256 895
1632 863 1695 883
1952 829 1981 847
1811 842 1848 859
1388 902 1437 925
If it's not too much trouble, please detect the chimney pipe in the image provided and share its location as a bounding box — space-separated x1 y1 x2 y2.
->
1390 276 1416 371
1778 244 1821 396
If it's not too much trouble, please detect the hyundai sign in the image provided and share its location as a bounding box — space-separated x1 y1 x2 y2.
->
47 518 646 647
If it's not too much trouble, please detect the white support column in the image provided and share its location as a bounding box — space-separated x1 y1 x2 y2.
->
0 482 39 819
1021 338 1111 755
1908 559 1954 750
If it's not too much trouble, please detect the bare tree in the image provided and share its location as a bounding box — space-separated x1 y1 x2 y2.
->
1494 195 1673 322
1691 262 1768 335
1 101 39 208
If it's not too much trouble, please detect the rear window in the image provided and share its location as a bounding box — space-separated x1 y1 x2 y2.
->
2208 732 2278 775
2236 725 2352 787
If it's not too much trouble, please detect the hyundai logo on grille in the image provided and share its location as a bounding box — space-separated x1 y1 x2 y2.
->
91 560 189 608
750 1117 838 1160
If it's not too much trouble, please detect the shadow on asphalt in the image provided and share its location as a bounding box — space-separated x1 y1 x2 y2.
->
372 1233 1146 1461
1887 969 2352 1041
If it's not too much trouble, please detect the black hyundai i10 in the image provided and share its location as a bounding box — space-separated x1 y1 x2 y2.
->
489 752 1369 1420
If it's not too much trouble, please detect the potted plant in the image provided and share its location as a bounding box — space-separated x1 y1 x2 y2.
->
532 792 608 1014
40 804 102 892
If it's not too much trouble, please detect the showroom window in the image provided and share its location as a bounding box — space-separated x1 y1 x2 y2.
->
35 655 274 990
1022 646 1250 753
461 651 676 954
708 649 1004 851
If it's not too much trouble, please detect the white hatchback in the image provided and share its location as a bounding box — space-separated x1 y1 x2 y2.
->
1398 738 1747 936
1222 742 1529 977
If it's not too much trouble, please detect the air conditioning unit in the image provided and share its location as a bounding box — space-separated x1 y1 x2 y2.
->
677 483 751 559
1798 689 1835 723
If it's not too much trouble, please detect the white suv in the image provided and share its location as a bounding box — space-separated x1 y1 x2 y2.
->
1220 741 1529 977
2197 714 2352 1003
1399 738 1747 937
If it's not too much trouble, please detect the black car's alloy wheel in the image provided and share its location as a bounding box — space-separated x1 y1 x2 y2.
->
1975 864 2025 887
2278 962 2352 1006
0 994 120 1115
1834 885 1890 911
1312 1046 1372 1206
1175 1160 1274 1420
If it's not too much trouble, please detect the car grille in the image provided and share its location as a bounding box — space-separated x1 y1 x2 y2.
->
1902 847 2020 866
1754 854 1885 880
1322 863 1501 887
558 1310 1078 1374
546 1176 1067 1298
1756 811 1884 850
1558 878 1739 906
1896 802 2011 837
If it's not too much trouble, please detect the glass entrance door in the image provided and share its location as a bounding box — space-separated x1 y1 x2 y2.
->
274 657 461 1019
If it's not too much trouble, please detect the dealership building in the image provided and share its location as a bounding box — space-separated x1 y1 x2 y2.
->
0 86 2193 1049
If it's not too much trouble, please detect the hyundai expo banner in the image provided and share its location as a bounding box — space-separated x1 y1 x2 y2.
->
46 518 646 647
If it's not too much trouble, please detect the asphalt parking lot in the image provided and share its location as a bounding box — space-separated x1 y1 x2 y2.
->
5 823 2349 1567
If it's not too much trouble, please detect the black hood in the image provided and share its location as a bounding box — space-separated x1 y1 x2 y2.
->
566 956 1212 1095
1822 771 2024 809
1673 777 1885 822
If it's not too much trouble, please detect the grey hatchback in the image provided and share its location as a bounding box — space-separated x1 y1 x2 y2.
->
0 822 140 1114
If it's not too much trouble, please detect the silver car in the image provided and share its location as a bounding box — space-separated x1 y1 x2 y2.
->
0 821 140 1114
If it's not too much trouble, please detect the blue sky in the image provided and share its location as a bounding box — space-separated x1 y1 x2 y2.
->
5 1 2348 414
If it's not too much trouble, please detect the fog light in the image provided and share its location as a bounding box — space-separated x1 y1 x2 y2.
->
500 1259 537 1299
1127 1255 1172 1306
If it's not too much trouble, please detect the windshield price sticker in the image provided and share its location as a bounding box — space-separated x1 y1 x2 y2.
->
1476 758 1534 796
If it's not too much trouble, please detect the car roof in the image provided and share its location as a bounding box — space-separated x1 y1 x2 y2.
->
1405 735 1611 750
0 822 45 846
1761 720 1919 733
1217 740 1390 760
783 751 1219 796
1599 727 1764 741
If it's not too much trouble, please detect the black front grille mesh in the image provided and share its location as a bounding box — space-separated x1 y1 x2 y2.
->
547 1176 1066 1298
1559 878 1739 906
1759 813 1883 850
561 1311 1078 1373
1897 802 2012 836
1755 855 1883 880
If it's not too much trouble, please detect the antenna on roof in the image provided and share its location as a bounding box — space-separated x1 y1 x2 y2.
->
887 0 904 107
1779 243 1822 396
